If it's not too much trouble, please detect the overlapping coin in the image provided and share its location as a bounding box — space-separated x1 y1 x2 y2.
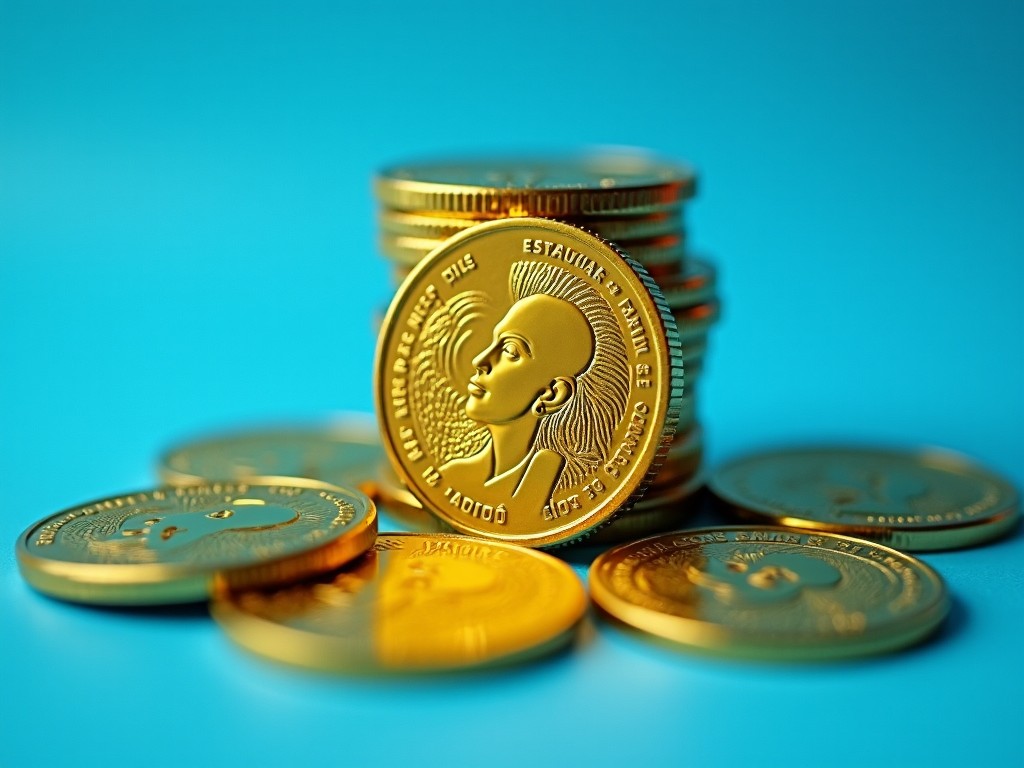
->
589 527 949 660
16 479 377 605
709 447 1020 550
213 533 587 672
158 420 382 492
374 217 683 547
375 151 696 218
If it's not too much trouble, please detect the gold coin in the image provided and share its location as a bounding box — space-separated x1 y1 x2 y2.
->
380 233 453 267
16 480 377 605
679 339 707 368
212 533 587 672
364 460 454 533
709 447 1020 551
649 427 704 491
375 217 683 547
375 150 696 218
158 421 382 492
673 301 719 343
381 230 690 271
589 526 949 660
581 472 705 546
616 234 686 268
380 209 684 245
660 258 717 310
676 391 698 433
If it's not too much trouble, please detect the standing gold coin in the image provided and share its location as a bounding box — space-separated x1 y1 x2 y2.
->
212 533 587 672
589 527 949 660
375 217 683 547
708 447 1020 550
16 480 377 605
376 150 695 218
158 421 382 492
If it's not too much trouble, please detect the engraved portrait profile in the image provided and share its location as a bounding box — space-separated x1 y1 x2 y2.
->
82 498 301 562
410 260 629 516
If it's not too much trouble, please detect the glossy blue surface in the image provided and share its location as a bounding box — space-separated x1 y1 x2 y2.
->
2 2 1021 766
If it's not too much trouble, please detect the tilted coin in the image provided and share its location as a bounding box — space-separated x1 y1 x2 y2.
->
589 527 949 660
709 447 1020 551
212 533 587 672
16 480 377 605
376 150 696 218
375 217 683 547
158 421 382 492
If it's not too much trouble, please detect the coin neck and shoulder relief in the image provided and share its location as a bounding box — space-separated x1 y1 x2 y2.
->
375 218 683 547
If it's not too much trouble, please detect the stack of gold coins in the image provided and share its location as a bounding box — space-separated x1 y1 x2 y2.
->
373 149 718 541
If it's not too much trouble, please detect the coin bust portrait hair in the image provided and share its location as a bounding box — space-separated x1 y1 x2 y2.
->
412 260 630 514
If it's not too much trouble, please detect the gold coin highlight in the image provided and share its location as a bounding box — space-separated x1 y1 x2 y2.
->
213 533 587 672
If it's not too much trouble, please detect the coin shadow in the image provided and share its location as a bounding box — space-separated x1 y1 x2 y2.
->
219 630 583 696
923 590 968 648
36 592 212 621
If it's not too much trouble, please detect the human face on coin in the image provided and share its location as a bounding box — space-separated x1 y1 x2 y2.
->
466 294 593 425
118 499 298 551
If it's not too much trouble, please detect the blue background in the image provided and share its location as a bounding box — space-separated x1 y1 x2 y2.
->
2 1 1022 766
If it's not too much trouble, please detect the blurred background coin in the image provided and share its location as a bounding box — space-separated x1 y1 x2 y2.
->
709 447 1020 550
213 533 587 673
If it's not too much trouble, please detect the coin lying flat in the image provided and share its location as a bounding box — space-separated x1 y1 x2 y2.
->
660 258 717 310
212 533 587 672
381 231 691 270
376 150 696 218
375 217 683 547
158 421 382 492
648 427 704 491
590 527 949 660
380 209 685 244
709 447 1020 551
16 480 377 605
